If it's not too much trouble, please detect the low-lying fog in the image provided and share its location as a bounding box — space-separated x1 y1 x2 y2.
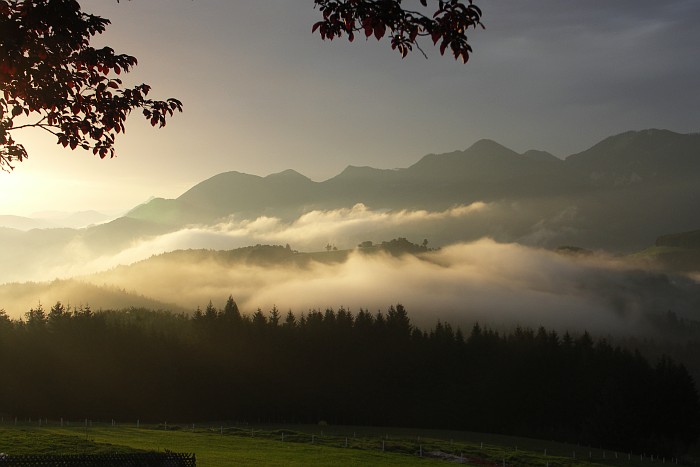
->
1 204 698 335
0 201 586 284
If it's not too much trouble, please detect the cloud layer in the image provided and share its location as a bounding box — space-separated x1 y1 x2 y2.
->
2 204 698 337
74 240 695 336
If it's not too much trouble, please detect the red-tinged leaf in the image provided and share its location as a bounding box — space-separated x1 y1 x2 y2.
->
114 65 121 75
150 116 158 126
420 0 427 5
440 40 448 55
11 106 22 117
312 21 323 33
70 140 77 150
431 31 441 44
374 24 385 40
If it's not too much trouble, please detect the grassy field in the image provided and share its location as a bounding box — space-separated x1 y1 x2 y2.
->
0 421 687 466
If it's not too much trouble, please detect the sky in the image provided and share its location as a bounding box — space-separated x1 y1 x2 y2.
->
1 0 699 216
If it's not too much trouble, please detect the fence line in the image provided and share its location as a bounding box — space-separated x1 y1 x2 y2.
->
0 417 689 466
0 453 195 467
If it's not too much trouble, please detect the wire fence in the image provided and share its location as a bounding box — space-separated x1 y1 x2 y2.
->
0 417 689 466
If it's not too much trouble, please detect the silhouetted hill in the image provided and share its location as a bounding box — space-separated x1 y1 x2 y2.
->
0 279 187 318
175 170 319 221
407 139 526 181
566 129 700 184
125 197 207 225
656 230 700 250
631 229 700 273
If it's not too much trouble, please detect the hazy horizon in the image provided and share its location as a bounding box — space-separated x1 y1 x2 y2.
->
1 199 698 339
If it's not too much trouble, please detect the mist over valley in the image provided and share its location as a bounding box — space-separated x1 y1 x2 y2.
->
1 129 699 340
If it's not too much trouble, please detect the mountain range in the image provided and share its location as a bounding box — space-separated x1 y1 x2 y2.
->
0 128 698 285
123 128 699 249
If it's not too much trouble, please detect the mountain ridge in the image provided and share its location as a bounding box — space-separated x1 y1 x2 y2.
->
1 128 696 278
118 128 700 252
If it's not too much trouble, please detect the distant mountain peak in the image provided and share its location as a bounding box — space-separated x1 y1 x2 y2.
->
463 139 522 160
331 165 391 181
265 169 311 181
565 129 700 179
411 139 520 169
468 138 512 152
568 129 683 157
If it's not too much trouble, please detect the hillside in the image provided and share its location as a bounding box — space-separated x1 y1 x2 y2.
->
631 229 700 273
0 279 187 318
566 129 700 184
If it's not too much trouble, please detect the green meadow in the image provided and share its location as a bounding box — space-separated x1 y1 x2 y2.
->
1 422 681 466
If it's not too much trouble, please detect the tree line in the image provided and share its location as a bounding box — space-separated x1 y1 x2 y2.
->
0 300 698 456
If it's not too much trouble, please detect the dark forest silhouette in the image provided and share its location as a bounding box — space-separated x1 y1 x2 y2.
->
0 302 698 457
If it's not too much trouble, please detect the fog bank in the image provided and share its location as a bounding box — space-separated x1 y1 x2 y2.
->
2 203 697 336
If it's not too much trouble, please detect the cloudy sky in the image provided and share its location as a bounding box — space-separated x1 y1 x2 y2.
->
1 0 699 216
